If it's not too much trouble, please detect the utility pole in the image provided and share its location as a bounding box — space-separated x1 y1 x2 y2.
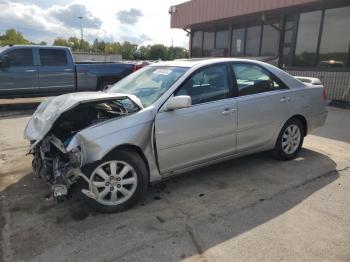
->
78 16 84 52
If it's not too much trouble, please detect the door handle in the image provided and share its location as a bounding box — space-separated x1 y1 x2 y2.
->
25 69 37 73
280 97 290 103
64 69 73 72
222 108 236 115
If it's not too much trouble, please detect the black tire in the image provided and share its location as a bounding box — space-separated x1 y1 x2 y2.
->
97 80 116 91
273 118 304 161
80 148 148 213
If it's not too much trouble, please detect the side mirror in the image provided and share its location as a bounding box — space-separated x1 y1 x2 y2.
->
165 95 192 111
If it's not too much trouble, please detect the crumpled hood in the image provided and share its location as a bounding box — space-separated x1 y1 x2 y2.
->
24 92 143 146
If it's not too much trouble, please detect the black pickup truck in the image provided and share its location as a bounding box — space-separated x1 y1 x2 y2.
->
0 45 143 97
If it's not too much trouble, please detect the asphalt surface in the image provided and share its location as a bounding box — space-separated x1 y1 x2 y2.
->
0 107 349 262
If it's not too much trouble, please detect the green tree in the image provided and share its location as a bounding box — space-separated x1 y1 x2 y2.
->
148 44 168 60
0 28 30 46
106 42 122 54
68 37 80 51
91 39 104 53
167 46 188 60
137 45 150 60
121 42 138 60
53 37 70 47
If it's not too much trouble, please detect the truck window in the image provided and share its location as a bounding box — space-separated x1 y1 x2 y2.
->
39 49 68 66
6 49 34 67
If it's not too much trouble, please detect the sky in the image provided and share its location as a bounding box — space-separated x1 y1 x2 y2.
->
0 0 189 47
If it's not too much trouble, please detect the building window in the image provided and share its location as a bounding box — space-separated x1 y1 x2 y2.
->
231 28 245 57
293 10 322 67
215 27 229 56
318 6 350 68
192 31 203 57
203 30 215 57
245 25 261 56
261 22 280 57
281 15 297 67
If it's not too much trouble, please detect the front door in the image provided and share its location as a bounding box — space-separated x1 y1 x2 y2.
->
0 48 39 96
230 62 291 152
155 64 237 174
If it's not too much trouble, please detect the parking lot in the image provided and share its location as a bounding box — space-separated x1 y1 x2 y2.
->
0 106 349 262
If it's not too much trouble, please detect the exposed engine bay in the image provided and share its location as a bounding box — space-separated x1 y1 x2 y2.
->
29 97 140 202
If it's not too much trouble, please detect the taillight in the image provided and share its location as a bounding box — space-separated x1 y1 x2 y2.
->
132 64 143 72
323 88 328 101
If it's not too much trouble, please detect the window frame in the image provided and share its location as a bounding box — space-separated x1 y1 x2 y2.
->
173 62 236 107
229 62 289 97
4 48 35 67
38 48 69 66
288 1 350 70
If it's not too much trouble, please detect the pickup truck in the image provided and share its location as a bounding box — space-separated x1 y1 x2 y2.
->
0 45 141 97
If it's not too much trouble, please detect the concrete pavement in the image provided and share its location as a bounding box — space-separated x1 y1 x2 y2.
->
0 106 349 262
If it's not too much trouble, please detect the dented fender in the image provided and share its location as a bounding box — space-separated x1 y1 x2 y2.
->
65 107 162 183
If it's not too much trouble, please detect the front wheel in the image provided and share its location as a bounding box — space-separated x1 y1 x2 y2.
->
273 118 304 160
80 149 148 213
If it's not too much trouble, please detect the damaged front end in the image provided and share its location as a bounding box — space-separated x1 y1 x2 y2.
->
31 135 83 201
25 93 142 202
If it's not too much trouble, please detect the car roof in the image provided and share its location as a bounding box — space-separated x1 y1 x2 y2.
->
150 58 274 68
1 45 70 50
151 58 305 89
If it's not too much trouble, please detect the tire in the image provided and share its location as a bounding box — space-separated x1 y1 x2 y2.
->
273 118 304 161
97 80 116 91
80 148 148 213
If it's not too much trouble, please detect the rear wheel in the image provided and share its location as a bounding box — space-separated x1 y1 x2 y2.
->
98 80 117 91
80 149 148 213
273 118 304 160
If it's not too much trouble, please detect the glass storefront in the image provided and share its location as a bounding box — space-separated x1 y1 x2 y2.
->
261 22 280 57
245 25 261 56
231 28 245 57
293 10 322 67
190 3 350 69
215 27 229 56
318 6 350 68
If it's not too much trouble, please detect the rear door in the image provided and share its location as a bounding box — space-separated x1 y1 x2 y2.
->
230 62 292 153
38 48 75 93
155 64 237 174
0 47 39 96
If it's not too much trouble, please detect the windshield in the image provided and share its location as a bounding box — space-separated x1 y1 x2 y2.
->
107 66 188 107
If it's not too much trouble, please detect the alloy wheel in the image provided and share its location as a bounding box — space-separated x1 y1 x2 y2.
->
281 124 301 155
89 160 138 206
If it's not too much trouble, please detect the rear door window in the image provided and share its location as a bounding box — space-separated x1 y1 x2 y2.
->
39 49 68 66
6 49 34 67
231 63 287 96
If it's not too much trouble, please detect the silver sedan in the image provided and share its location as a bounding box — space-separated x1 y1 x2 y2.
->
24 58 328 212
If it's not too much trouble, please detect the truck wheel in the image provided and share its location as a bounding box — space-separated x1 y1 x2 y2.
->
98 80 116 91
80 148 148 213
273 118 304 160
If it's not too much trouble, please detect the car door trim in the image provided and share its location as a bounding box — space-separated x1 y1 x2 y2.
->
158 128 237 151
